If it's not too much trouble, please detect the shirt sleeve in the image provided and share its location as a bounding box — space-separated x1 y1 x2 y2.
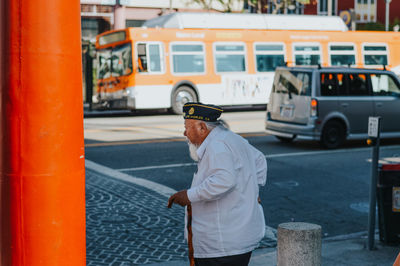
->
252 146 267 186
187 144 237 203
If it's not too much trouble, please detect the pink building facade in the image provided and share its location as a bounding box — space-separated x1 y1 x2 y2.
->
303 0 400 27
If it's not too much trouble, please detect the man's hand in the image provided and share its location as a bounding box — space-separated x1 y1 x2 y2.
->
168 190 190 208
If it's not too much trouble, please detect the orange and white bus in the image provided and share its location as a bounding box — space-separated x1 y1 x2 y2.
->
94 13 400 114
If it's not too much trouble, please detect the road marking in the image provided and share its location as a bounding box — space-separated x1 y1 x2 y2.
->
85 138 185 147
116 145 400 172
85 132 268 147
366 156 400 164
266 145 400 159
118 162 196 172
85 159 177 197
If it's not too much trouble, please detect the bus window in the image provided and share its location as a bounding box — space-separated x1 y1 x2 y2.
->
137 42 164 73
254 43 285 72
97 48 112 79
329 43 356 66
214 43 246 73
149 44 162 72
112 43 132 77
137 43 148 72
293 43 321 66
362 44 388 66
171 43 205 74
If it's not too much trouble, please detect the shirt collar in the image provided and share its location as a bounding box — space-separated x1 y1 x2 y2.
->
196 126 221 160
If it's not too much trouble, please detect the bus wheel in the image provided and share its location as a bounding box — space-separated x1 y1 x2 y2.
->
171 86 197 115
320 120 346 149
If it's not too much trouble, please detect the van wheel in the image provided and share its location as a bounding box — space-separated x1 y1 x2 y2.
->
276 136 295 143
320 121 346 149
170 86 197 115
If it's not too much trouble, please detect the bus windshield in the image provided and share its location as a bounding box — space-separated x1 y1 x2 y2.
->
97 43 132 79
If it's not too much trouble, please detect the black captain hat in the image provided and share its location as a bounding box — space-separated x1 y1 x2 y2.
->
182 102 223 122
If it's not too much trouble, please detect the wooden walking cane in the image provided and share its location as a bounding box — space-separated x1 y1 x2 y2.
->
187 204 195 266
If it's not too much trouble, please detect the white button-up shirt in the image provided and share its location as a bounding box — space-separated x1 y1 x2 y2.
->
186 126 267 258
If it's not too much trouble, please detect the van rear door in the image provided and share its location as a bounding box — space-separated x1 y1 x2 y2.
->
269 69 312 125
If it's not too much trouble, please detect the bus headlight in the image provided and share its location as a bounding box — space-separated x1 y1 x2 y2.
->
125 86 136 98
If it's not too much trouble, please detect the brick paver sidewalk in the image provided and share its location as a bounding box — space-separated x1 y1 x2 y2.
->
86 167 276 265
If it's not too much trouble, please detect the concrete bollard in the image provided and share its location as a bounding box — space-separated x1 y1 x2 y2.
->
277 222 322 266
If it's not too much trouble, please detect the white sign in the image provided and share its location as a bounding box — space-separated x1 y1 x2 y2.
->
368 117 380 138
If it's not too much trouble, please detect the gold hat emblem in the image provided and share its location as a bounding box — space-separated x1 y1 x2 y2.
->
189 107 195 115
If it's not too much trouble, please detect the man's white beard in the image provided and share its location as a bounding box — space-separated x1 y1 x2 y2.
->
187 139 199 162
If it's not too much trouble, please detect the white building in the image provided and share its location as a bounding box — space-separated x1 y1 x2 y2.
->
80 0 244 41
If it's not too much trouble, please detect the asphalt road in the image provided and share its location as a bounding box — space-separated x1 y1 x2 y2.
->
84 110 400 239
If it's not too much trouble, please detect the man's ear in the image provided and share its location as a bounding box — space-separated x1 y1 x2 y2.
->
199 122 208 133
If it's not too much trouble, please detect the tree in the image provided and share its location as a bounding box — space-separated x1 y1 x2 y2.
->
244 0 268 13
190 0 238 12
245 0 308 14
187 0 305 14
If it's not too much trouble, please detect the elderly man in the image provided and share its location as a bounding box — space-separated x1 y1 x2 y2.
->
168 102 267 266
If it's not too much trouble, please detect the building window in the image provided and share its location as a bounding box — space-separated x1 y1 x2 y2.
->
254 43 286 72
329 43 356 66
362 43 388 67
170 43 205 74
318 0 336 15
214 43 246 73
293 43 322 66
82 18 99 40
126 20 145 27
355 0 376 22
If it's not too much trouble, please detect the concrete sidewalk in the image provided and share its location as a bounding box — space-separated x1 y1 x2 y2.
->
146 234 400 266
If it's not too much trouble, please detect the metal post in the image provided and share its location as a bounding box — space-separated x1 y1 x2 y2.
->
2 0 86 264
327 0 332 16
385 0 391 31
85 46 93 111
367 117 381 250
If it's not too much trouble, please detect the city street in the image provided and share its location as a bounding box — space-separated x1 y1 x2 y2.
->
84 110 400 265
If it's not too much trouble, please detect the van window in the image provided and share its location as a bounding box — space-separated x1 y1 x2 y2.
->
329 44 356 66
320 73 338 96
363 44 388 66
293 43 321 66
348 73 369 96
254 43 285 72
214 43 246 72
337 73 347 95
171 43 205 74
274 70 311 96
371 74 400 96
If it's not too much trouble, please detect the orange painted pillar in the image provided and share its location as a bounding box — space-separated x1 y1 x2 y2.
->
1 0 86 265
